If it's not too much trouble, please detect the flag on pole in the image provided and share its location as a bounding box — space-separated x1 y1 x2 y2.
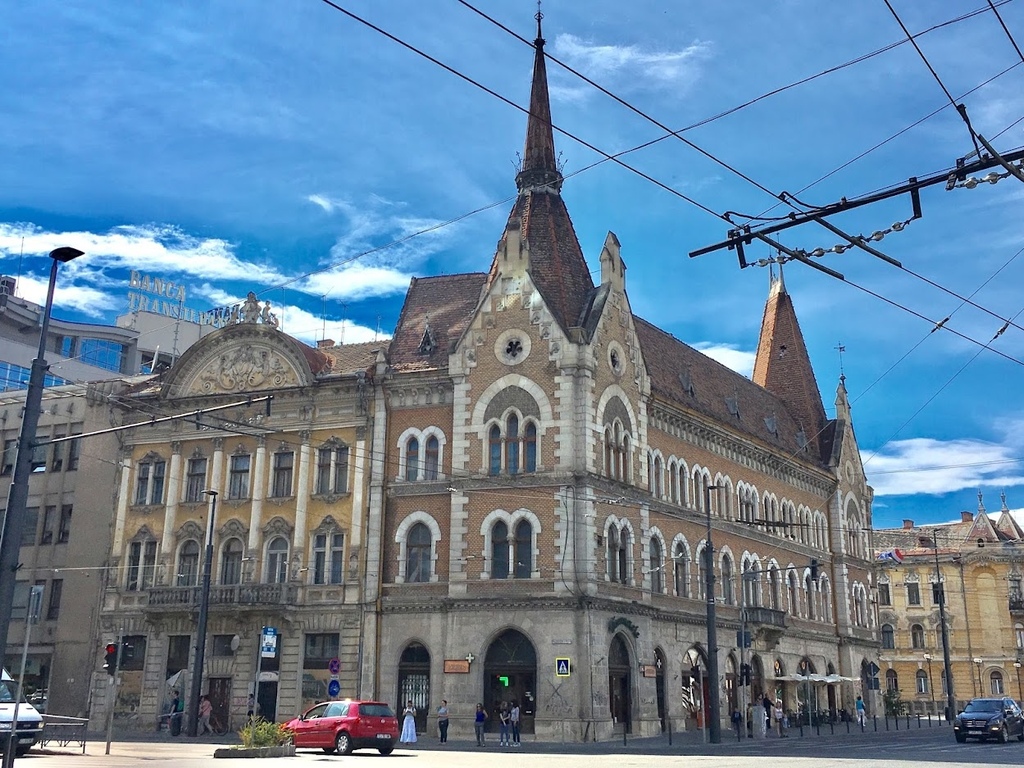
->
876 548 904 564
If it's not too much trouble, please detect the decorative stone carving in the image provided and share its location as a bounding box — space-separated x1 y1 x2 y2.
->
175 520 204 542
190 345 299 395
263 516 294 538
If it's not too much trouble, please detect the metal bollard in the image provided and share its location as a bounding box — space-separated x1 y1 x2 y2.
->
906 713 910 730
830 719 834 735
873 715 877 732
624 725 627 747
815 719 820 736
668 718 672 746
846 717 850 734
917 714 921 729
885 714 889 731
799 722 804 738
895 713 899 730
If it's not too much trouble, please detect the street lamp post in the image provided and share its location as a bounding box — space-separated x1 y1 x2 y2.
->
186 490 218 737
923 654 935 718
932 529 956 721
973 658 983 697
1014 661 1022 705
0 247 83 676
704 483 723 744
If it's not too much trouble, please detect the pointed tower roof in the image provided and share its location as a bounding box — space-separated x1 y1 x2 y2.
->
493 10 595 335
752 268 828 453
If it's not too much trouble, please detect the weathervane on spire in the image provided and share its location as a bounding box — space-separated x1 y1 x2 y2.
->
835 341 846 384
536 0 543 39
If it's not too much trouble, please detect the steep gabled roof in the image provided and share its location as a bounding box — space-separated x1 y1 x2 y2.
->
634 315 825 464
388 273 487 372
752 272 828 454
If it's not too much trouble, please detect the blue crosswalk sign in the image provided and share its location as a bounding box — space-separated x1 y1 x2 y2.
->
555 658 571 677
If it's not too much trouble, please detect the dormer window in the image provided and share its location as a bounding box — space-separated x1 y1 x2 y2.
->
418 318 436 355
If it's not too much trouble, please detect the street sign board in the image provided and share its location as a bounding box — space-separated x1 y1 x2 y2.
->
328 679 341 697
555 658 571 677
328 657 341 675
868 662 880 676
261 627 278 659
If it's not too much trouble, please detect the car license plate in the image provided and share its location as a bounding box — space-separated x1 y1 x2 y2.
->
968 729 982 734
377 733 392 739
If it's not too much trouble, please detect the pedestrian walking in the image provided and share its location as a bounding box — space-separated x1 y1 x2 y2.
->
855 695 866 727
437 700 449 744
510 701 521 746
198 695 213 735
499 703 511 746
774 698 786 737
400 700 418 744
474 703 488 746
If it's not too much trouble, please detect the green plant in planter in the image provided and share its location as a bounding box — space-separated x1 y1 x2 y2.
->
238 717 290 748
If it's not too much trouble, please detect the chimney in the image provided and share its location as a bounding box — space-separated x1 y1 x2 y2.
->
317 339 335 349
961 511 973 523
902 519 914 529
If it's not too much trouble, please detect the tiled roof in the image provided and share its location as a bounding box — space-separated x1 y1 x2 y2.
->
874 510 1022 556
752 277 827 455
633 315 826 464
320 341 382 377
388 273 487 372
498 191 595 335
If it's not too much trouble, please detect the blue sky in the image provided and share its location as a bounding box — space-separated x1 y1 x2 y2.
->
4 0 1024 528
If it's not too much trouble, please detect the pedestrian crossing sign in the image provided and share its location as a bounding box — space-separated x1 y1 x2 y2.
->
555 658 571 677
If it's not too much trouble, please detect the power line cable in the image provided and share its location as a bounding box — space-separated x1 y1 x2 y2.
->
987 0 1024 62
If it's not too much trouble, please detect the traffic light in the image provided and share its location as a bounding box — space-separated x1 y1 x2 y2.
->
104 643 119 676
740 663 751 685
810 559 819 581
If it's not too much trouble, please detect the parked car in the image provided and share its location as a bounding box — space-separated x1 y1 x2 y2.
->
953 697 1024 743
0 670 43 756
284 700 399 755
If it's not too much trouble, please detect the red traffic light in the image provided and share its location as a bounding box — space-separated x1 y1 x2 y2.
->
105 643 117 654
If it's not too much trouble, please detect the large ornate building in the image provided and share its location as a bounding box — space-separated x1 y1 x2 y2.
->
874 496 1024 715
88 19 879 739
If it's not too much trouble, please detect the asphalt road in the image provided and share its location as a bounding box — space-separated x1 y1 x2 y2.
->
16 725 1024 767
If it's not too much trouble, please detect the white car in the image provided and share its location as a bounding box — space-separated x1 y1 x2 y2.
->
0 670 43 756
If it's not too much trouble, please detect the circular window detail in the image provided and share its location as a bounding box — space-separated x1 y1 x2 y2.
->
495 329 531 366
608 341 625 376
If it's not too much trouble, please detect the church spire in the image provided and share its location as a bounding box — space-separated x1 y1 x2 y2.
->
752 274 827 453
516 7 562 193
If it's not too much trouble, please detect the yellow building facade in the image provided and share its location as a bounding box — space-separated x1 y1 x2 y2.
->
91 309 384 730
875 499 1024 715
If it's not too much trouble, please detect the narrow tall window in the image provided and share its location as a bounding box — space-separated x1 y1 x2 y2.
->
721 555 734 605
649 537 663 593
607 528 619 582
906 582 921 606
488 425 501 476
58 505 72 544
424 436 439 480
177 540 200 587
312 531 344 585
406 523 431 583
266 537 289 583
184 457 208 503
506 414 519 475
220 538 244 585
228 454 251 499
135 458 166 505
405 438 419 481
617 529 630 585
316 443 349 495
126 540 157 591
514 520 532 578
492 521 510 579
673 543 689 597
524 422 537 472
46 579 62 620
271 452 294 498
911 623 925 649
881 624 895 649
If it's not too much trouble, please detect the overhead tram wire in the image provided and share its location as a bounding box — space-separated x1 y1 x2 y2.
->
987 0 1024 62
313 0 1024 372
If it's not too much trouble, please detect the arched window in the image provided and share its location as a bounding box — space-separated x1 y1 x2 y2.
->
607 527 619 582
788 571 799 615
768 567 781 610
991 670 1005 695
1016 623 1024 650
220 538 243 585
805 574 815 620
524 422 537 472
721 554 734 605
405 437 419 481
514 520 532 578
743 561 758 607
820 577 833 623
491 521 510 579
177 540 200 587
673 542 689 598
488 425 502 476
652 455 663 498
406 522 432 583
910 624 925 649
669 464 679 504
266 536 289 584
423 436 439 481
881 624 895 649
916 669 929 694
604 428 614 479
886 668 899 693
506 414 520 475
649 537 663 594
617 528 630 585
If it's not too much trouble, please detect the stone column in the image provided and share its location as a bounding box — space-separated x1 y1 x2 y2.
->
293 432 311 576
247 437 267 553
112 451 133 556
158 442 183 583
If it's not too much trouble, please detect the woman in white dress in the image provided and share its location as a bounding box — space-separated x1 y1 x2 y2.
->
400 700 418 743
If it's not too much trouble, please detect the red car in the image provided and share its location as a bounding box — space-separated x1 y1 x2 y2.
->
285 700 399 755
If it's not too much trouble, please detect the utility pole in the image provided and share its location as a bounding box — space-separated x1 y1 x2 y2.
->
186 490 218 737
934 528 956 721
704 484 723 744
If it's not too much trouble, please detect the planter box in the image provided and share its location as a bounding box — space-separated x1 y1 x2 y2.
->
213 744 296 759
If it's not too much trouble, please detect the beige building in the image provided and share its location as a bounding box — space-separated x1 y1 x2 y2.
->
874 496 1024 714
90 304 383 730
0 380 127 717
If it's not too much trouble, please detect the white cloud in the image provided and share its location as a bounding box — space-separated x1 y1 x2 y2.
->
552 34 711 93
692 342 755 376
14 274 119 317
864 437 1024 497
307 194 340 213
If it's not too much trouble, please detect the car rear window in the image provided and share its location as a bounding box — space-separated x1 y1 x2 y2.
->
359 704 395 717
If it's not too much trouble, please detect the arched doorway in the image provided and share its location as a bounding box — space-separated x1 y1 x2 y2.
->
397 643 430 733
773 658 786 707
608 634 633 734
725 654 738 718
798 657 817 725
826 662 837 719
654 647 667 732
750 655 764 704
484 629 537 734
683 646 709 731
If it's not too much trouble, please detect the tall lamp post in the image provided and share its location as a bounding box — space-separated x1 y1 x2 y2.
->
923 653 935 718
933 529 956 721
704 483 723 744
973 658 984 697
186 490 218 737
0 247 83 676
1014 661 1022 704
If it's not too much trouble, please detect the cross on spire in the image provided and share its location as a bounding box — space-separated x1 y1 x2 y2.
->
536 0 543 39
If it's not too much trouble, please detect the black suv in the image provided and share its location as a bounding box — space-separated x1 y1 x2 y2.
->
953 697 1024 743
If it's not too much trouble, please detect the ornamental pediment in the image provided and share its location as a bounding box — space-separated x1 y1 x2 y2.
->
184 342 301 396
